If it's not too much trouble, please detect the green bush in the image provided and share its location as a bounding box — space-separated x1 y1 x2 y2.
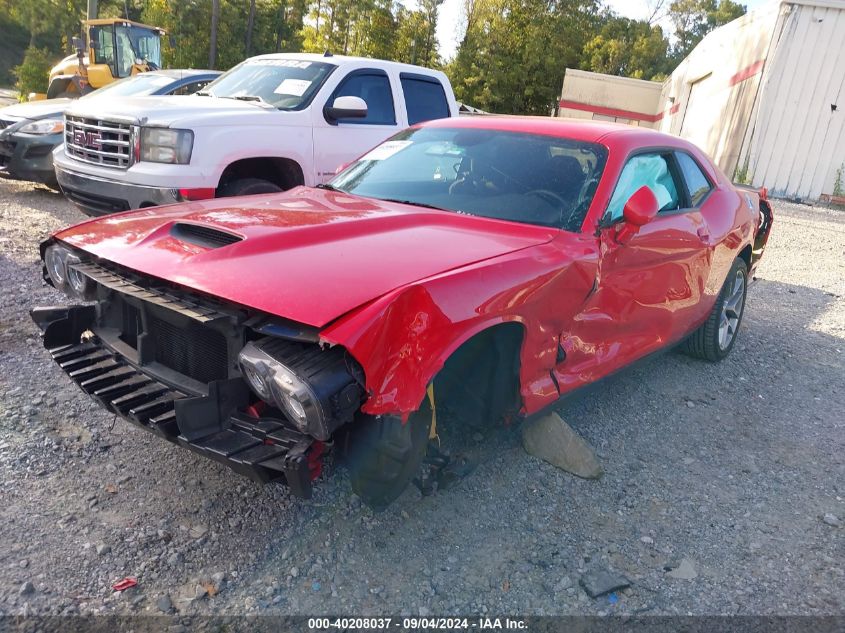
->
734 157 751 185
13 46 52 99
834 164 844 198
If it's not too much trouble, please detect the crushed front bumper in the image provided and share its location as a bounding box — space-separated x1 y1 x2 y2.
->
31 305 317 497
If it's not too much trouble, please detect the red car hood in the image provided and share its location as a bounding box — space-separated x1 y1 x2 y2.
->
55 187 557 327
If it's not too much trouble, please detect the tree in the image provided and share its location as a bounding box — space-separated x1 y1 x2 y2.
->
584 15 670 80
669 0 746 60
449 0 602 114
300 0 439 64
13 46 51 98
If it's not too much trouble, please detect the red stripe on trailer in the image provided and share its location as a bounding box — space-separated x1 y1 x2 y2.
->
729 60 765 86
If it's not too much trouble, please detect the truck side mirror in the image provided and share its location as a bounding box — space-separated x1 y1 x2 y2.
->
324 96 367 125
616 185 658 244
72 36 86 52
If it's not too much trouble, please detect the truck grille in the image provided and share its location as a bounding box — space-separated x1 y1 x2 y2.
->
65 115 133 168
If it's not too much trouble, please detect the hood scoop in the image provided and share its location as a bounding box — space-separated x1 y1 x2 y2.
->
170 223 243 249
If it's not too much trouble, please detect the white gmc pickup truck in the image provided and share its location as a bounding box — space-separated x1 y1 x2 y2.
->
53 53 458 215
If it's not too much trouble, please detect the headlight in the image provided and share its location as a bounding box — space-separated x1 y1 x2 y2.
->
238 338 364 440
239 341 321 433
140 127 193 164
44 244 96 299
45 244 71 288
241 363 271 400
66 256 97 300
19 118 64 135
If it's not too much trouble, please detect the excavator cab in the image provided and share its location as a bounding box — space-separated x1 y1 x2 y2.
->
42 19 164 99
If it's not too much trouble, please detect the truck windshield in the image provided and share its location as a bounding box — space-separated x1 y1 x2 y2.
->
201 59 334 110
117 26 162 68
90 24 162 78
331 127 609 232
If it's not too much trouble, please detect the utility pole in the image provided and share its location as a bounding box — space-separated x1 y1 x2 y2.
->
87 0 98 20
209 0 220 69
246 0 257 57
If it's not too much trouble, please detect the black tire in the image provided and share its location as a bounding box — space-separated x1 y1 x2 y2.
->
218 178 283 197
347 399 433 511
682 257 748 361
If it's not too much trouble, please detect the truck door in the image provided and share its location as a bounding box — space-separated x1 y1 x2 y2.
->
398 72 452 126
312 69 402 182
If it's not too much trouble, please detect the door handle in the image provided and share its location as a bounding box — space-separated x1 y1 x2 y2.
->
697 227 710 242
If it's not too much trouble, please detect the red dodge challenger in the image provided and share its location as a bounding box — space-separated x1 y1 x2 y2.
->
32 117 773 508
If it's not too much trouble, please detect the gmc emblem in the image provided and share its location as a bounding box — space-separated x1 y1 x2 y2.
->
72 129 102 149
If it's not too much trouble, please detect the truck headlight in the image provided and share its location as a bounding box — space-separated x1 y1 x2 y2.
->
140 127 193 164
238 338 364 441
19 118 64 135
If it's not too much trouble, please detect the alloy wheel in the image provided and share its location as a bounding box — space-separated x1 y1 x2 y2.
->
718 270 745 351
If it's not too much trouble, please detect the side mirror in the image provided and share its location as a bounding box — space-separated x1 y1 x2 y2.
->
616 185 658 244
72 36 86 52
324 96 367 124
623 185 659 226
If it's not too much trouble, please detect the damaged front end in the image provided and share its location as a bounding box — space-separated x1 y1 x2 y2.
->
31 242 366 498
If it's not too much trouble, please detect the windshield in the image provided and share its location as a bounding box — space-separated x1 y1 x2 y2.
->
89 24 162 78
80 73 172 99
116 25 162 68
202 59 334 109
330 127 609 231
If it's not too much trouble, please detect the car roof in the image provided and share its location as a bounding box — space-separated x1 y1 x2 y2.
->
246 52 445 75
420 115 692 149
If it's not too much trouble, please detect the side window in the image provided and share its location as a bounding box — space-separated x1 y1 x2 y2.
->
400 74 450 125
606 153 681 222
330 71 395 125
91 26 114 66
676 152 712 207
170 80 211 96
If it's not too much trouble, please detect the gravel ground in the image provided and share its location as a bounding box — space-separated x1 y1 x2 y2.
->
0 179 842 617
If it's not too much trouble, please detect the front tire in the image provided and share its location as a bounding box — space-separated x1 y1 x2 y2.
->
347 398 433 511
218 178 283 197
682 257 748 361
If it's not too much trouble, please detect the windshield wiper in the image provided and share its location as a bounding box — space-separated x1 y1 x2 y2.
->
228 95 268 103
380 198 448 211
195 91 212 96
316 183 339 191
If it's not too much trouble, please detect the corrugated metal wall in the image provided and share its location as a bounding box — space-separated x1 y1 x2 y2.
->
656 6 780 177
743 1 845 200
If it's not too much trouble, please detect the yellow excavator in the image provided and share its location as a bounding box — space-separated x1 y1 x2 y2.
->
34 18 165 100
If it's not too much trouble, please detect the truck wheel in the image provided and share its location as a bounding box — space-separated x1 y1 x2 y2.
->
347 398 433 511
681 258 748 361
218 178 283 197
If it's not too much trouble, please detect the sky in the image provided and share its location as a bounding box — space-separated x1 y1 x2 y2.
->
430 0 776 61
